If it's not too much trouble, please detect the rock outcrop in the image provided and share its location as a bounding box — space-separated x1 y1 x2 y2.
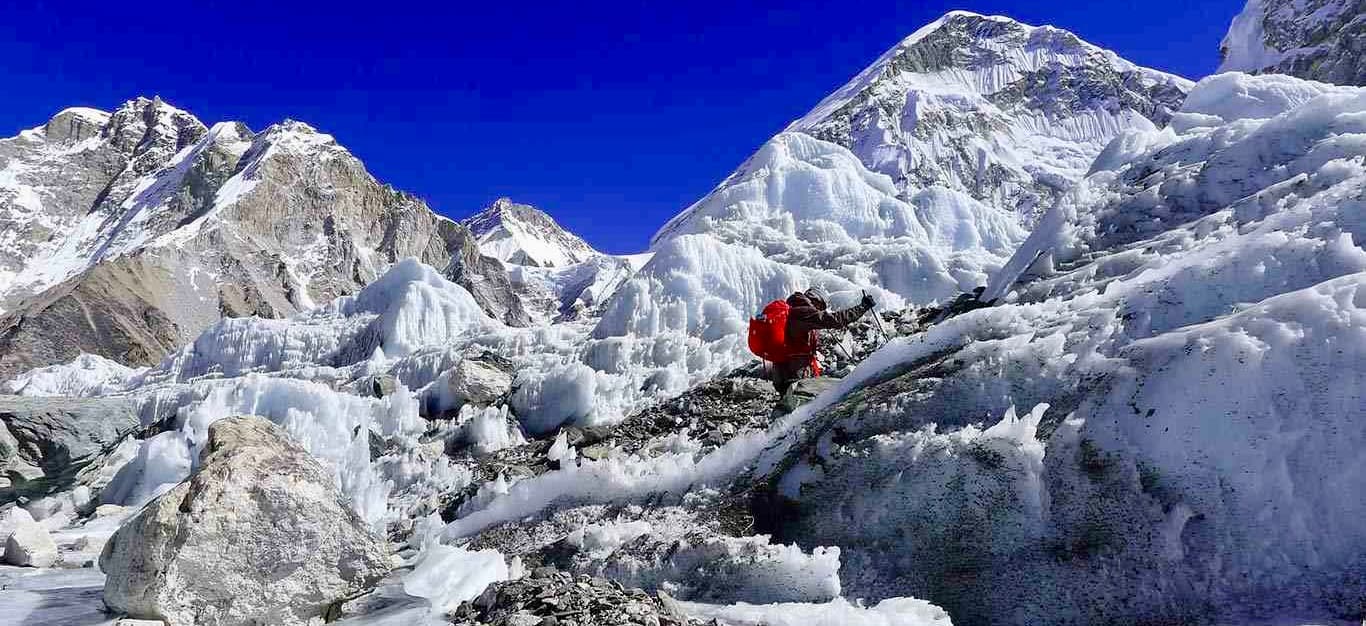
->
0 395 139 502
442 357 513 410
450 568 692 626
100 416 391 626
1220 0 1365 86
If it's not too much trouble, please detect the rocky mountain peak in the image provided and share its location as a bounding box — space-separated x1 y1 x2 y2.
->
0 98 534 378
463 198 599 268
41 107 110 145
102 96 207 167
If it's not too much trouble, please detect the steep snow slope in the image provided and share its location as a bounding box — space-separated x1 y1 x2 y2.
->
754 72 1366 625
597 133 1027 400
1220 0 1365 86
0 98 529 380
616 11 1190 397
463 198 600 268
774 10 1189 222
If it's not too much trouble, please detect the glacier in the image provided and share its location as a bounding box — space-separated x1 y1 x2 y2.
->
4 9 1366 626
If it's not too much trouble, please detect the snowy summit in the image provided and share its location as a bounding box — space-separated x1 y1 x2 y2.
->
463 198 601 268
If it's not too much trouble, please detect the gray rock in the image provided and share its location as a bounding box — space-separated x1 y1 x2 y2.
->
443 230 533 327
450 571 687 626
100 416 391 626
4 513 58 567
358 374 399 398
774 376 839 416
445 358 513 408
0 395 139 502
1219 0 1366 86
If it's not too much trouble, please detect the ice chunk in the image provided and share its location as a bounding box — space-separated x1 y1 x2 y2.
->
510 363 598 436
2 354 141 397
402 544 510 614
679 596 953 626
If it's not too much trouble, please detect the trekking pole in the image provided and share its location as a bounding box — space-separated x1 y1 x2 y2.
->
864 291 890 347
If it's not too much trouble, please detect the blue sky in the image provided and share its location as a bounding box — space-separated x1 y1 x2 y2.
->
1 0 1245 253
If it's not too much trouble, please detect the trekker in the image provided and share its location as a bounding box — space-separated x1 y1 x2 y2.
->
768 288 874 394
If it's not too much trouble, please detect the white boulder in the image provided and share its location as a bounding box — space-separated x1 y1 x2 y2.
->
99 415 391 626
0 506 34 547
4 512 59 567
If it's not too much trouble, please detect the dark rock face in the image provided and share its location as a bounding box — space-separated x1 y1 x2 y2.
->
1220 0 1366 86
443 232 533 327
0 395 139 503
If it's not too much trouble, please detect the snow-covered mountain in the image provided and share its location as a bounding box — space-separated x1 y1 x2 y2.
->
764 71 1366 624
1220 0 1365 85
463 198 601 268
675 11 1192 226
8 8 1366 626
598 11 1192 398
0 97 529 380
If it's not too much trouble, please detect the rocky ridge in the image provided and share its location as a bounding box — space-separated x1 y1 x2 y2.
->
0 98 530 380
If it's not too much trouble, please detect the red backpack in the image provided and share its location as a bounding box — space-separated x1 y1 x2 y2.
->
749 298 822 376
748 299 792 362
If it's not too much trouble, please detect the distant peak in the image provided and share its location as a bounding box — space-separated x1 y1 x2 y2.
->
462 200 600 267
487 197 520 213
467 198 543 231
115 95 192 116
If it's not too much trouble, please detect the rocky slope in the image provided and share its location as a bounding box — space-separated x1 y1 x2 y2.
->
0 98 529 380
1220 0 1365 86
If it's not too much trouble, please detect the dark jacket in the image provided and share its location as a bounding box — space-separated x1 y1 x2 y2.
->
770 291 871 393
783 290 870 357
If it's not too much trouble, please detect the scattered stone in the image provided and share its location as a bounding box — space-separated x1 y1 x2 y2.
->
4 513 59 567
450 571 691 626
93 504 127 518
580 444 611 461
100 416 391 626
358 373 399 398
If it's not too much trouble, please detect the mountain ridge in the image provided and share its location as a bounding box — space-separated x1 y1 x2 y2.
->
462 197 601 268
0 97 530 380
